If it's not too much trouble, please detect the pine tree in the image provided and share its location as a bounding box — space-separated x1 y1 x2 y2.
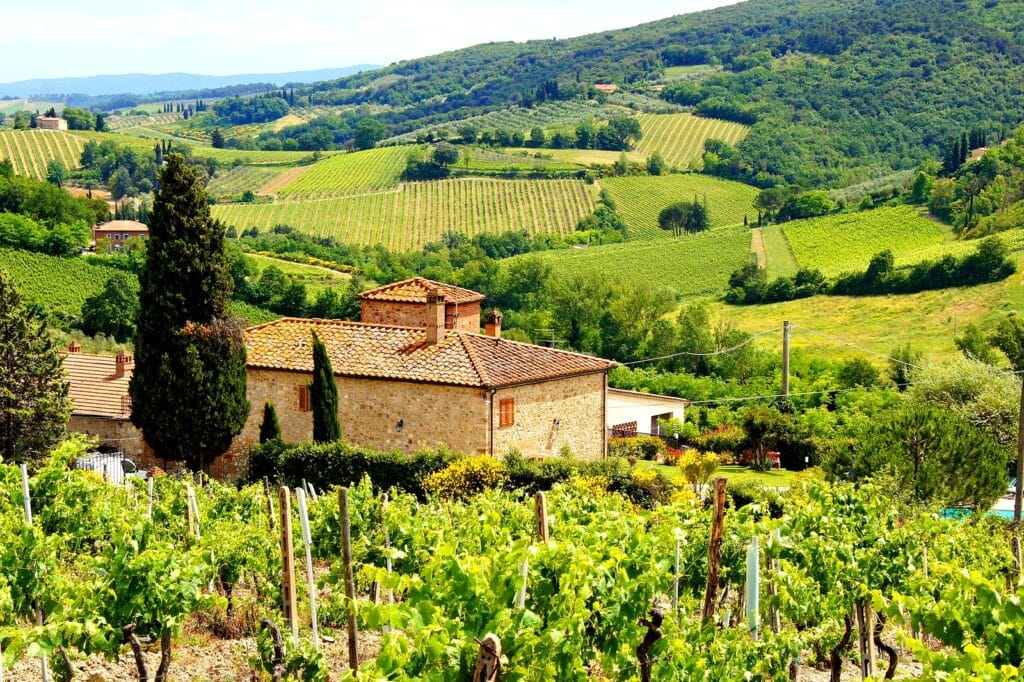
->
130 154 249 472
310 330 340 443
259 402 282 443
0 269 71 462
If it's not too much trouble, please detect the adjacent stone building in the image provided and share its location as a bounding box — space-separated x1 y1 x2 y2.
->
62 345 145 459
239 281 613 459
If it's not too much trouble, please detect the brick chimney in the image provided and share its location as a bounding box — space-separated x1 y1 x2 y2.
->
484 309 502 339
114 350 134 378
67 340 81 353
426 288 446 344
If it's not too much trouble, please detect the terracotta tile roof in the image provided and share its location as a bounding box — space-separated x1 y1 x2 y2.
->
62 352 133 419
357 277 486 304
245 318 612 388
93 220 148 232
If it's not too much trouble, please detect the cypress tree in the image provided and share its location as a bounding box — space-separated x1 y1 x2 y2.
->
130 153 249 473
259 402 282 443
0 269 71 463
960 131 970 163
310 330 340 443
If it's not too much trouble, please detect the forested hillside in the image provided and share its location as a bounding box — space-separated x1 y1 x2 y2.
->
294 0 1024 188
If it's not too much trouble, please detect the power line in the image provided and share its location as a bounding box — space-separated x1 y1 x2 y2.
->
621 327 782 366
793 324 927 369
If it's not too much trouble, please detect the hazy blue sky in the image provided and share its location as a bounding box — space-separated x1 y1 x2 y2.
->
1 0 739 82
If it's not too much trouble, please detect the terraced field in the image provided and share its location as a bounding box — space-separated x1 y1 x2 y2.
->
635 113 750 168
207 166 292 200
213 178 596 251
601 174 760 239
277 147 409 196
0 130 85 180
531 225 751 297
0 248 130 314
68 131 331 166
782 206 950 276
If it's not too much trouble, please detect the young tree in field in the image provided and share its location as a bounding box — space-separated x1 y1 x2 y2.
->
259 402 282 443
130 154 249 473
210 128 226 149
46 159 68 188
310 330 340 442
354 118 388 150
658 200 709 235
0 269 71 463
646 152 665 176
433 142 459 167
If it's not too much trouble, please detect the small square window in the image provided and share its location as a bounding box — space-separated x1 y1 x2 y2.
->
298 385 311 412
499 398 515 428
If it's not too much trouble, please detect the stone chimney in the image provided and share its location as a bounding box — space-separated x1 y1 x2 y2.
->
114 350 134 378
484 309 502 339
426 288 446 344
67 340 81 353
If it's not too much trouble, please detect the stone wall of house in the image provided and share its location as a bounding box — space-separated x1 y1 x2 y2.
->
240 369 491 455
68 416 145 459
490 373 606 460
360 300 481 333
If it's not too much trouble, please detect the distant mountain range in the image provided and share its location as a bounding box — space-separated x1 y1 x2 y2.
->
0 66 379 98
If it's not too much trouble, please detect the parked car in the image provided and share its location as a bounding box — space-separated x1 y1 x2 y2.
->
73 452 144 484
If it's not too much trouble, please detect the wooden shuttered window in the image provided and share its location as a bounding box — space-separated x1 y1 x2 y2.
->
499 398 515 428
298 385 312 412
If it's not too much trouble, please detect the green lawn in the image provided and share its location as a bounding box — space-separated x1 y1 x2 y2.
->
638 461 809 488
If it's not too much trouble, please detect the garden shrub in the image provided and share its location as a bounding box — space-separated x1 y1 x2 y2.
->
608 435 667 461
694 424 746 457
422 457 508 500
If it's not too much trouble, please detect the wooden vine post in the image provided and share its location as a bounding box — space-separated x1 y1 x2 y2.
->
767 530 782 635
20 464 49 682
702 477 727 623
278 486 299 644
855 601 876 679
339 487 359 672
262 477 275 531
146 476 155 520
534 492 548 542
295 488 319 649
637 607 665 682
472 633 502 682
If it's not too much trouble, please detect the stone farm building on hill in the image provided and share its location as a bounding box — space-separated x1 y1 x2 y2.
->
240 283 613 458
92 220 149 251
36 116 68 131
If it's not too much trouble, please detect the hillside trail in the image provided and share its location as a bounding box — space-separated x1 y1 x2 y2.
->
751 227 767 268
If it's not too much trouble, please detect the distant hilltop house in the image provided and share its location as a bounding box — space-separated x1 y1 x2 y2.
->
593 83 619 94
63 277 687 480
36 116 68 131
92 220 149 251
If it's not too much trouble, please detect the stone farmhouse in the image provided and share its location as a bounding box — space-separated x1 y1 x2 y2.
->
238 278 614 461
36 116 68 131
62 277 687 480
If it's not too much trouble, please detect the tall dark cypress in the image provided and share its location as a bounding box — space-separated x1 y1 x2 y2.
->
310 331 340 443
259 402 282 443
130 154 249 472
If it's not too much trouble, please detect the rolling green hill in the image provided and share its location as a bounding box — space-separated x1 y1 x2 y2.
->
601 174 760 239
213 178 596 251
781 206 951 277
635 113 749 168
531 225 751 297
284 0 1024 188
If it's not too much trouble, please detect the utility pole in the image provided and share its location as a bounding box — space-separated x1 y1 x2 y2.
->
781 320 791 400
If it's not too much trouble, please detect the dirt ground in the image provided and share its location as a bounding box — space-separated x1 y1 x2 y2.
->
6 630 381 681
